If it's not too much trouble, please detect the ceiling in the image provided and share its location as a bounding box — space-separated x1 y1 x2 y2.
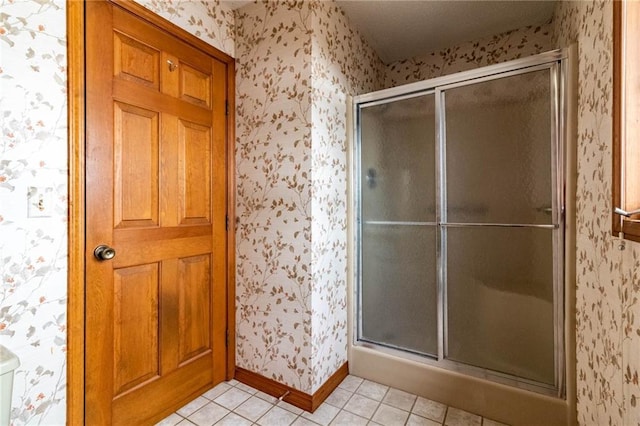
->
223 1 557 64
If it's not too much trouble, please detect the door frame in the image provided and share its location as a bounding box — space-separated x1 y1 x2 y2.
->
67 1 236 423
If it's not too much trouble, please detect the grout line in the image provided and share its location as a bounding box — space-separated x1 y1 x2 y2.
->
442 405 449 426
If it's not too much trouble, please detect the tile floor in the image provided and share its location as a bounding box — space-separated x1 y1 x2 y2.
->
156 375 509 426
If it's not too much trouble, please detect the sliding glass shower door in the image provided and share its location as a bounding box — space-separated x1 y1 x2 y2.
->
441 69 560 387
359 93 438 357
355 56 565 395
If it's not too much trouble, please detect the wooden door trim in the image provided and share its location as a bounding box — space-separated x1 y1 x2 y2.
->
67 1 85 424
67 1 236 423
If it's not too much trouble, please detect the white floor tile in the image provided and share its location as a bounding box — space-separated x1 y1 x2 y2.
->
371 403 409 425
330 410 369 426
203 383 233 401
343 393 380 419
277 400 304 415
301 403 340 426
215 412 252 426
214 388 253 411
406 413 441 426
382 388 416 412
257 406 299 426
255 390 279 404
188 402 229 426
412 397 447 423
178 397 210 417
356 380 389 401
324 388 353 409
155 413 184 426
234 396 273 421
337 375 364 392
234 382 259 395
166 374 508 426
445 407 481 426
292 416 321 426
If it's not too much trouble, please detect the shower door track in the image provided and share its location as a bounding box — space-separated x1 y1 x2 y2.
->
352 48 569 399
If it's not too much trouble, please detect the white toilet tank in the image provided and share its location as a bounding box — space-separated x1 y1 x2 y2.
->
0 345 20 426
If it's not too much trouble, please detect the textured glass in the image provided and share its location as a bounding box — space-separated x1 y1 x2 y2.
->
444 70 552 224
361 224 438 356
445 227 555 386
360 94 436 223
359 94 438 356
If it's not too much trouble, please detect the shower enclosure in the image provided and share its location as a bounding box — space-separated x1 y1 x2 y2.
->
352 49 571 405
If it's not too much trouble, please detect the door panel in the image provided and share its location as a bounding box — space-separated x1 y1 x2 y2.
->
178 119 212 224
85 2 229 424
113 102 159 228
113 31 160 88
178 255 212 364
181 64 212 107
113 263 160 395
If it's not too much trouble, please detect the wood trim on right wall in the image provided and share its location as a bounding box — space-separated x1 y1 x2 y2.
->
613 0 640 242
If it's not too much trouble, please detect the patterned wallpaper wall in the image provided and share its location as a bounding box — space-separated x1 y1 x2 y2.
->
234 0 384 394
135 0 235 57
553 1 640 424
309 1 383 391
384 21 554 89
0 1 233 424
1 0 68 423
235 0 316 393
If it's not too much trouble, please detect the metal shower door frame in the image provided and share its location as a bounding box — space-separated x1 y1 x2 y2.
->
352 48 569 398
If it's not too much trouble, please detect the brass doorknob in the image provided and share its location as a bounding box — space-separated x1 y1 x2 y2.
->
94 245 116 261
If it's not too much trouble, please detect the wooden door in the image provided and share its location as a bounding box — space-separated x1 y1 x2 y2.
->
85 2 230 424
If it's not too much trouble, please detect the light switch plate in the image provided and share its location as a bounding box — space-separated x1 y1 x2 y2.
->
27 186 54 218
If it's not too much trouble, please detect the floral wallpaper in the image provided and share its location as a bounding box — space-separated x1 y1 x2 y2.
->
1 0 68 423
0 0 232 424
234 0 384 394
309 1 383 391
384 21 554 89
553 1 640 425
235 0 315 393
134 0 235 57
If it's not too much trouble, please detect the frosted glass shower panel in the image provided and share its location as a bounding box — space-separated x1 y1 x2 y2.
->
358 93 438 356
361 225 438 356
445 226 555 386
444 70 553 225
360 94 436 222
